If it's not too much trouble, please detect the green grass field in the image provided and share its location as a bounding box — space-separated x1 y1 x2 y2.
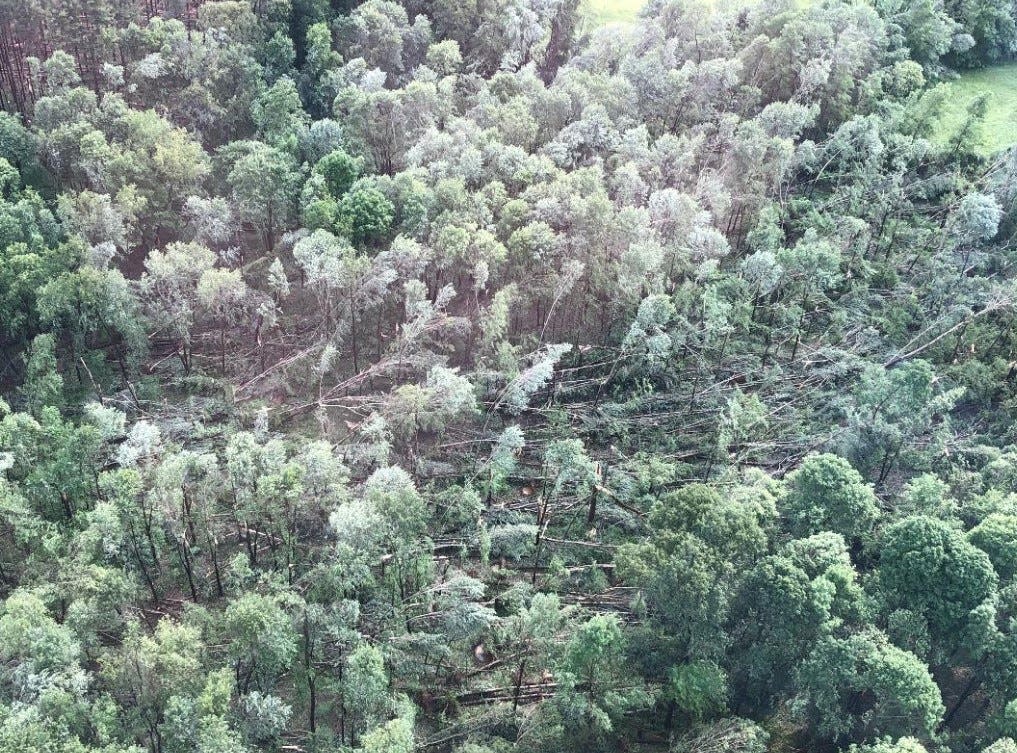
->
937 64 1017 155
587 0 645 24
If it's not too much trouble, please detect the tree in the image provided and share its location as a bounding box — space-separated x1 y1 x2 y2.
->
99 107 210 231
261 30 296 84
795 630 943 744
726 555 831 710
782 454 880 541
622 294 677 368
363 465 429 544
840 739 931 753
223 141 301 251
426 40 462 76
498 591 566 712
549 613 650 752
344 643 390 746
292 599 359 740
670 717 769 753
140 242 217 374
943 0 1017 65
384 365 477 446
36 264 147 390
1 403 116 524
665 660 729 725
236 691 291 746
0 588 84 703
291 227 377 370
299 22 342 117
970 514 1017 582
618 483 770 671
252 75 309 149
529 438 597 580
196 267 249 374
337 0 431 83
338 184 395 247
315 148 362 198
878 516 998 648
301 118 346 164
983 740 1017 753
881 0 958 70
221 594 298 693
57 188 141 258
19 333 63 415
102 619 204 751
334 84 438 175
0 190 64 343
359 716 414 753
501 344 572 415
484 424 524 499
842 361 963 484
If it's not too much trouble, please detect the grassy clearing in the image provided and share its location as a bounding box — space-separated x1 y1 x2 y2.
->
586 0 646 24
937 64 1017 155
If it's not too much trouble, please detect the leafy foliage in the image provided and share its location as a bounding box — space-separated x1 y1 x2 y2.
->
3 1 1017 752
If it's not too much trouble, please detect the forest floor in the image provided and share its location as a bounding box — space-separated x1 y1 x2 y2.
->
937 63 1017 155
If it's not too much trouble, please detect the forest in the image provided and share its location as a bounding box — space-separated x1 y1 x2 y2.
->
4 0 1017 752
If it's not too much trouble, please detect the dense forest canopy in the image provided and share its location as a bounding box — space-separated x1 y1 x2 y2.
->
5 1 1017 752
